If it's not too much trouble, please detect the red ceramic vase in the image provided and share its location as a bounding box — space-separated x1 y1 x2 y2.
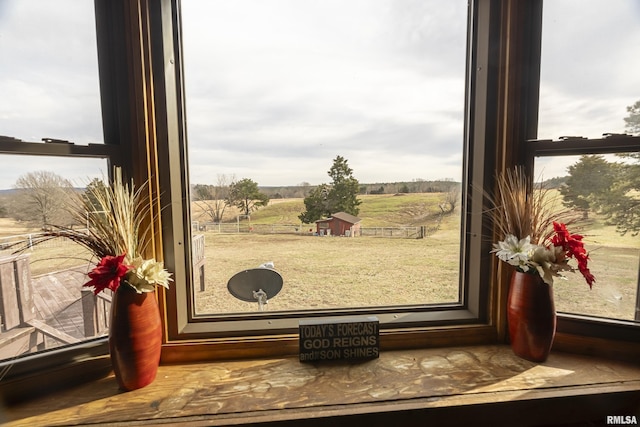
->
109 285 162 391
507 271 556 363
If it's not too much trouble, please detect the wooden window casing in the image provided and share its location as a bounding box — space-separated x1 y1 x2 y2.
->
152 0 539 362
3 0 640 404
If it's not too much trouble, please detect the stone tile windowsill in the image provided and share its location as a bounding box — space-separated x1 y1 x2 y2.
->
5 345 640 426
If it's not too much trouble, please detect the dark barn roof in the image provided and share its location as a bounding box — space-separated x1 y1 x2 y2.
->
316 212 361 225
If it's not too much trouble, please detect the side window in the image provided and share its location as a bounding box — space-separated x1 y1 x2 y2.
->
0 1 112 363
534 0 640 322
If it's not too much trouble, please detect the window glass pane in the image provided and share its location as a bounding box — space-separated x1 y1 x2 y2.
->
538 0 640 139
182 0 467 314
0 0 107 362
0 156 110 362
0 0 103 145
537 0 640 322
534 154 640 322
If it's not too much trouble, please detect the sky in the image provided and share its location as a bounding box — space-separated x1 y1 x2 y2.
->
0 0 639 190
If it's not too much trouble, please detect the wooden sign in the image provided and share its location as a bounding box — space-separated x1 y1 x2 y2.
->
299 316 379 362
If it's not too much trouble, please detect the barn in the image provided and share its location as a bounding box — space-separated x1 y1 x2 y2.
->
315 212 361 237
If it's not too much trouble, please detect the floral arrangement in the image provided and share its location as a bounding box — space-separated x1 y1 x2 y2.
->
489 166 595 287
492 222 595 287
16 167 172 294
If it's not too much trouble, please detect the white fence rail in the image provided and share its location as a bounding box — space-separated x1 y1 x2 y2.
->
360 226 424 239
192 222 435 239
0 232 83 256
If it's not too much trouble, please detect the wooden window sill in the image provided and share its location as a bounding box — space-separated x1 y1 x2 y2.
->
4 344 640 426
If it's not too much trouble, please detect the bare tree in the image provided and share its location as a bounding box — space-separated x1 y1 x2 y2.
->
192 174 234 223
439 184 461 214
11 171 74 228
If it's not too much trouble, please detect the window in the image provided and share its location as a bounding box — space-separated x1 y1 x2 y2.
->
534 0 640 324
0 1 104 146
0 1 115 365
14 0 638 395
151 0 509 347
181 0 467 316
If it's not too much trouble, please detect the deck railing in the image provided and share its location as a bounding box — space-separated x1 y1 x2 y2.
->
0 254 82 359
81 289 112 338
192 234 206 291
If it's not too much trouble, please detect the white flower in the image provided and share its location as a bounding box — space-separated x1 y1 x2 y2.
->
125 256 173 293
529 245 571 285
492 234 584 286
491 235 535 271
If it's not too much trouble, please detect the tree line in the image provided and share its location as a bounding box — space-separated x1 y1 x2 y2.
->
190 155 361 225
2 152 635 233
2 98 637 231
191 155 460 225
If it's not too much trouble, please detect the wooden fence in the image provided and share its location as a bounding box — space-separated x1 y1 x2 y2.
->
81 289 112 338
360 226 425 239
192 223 435 239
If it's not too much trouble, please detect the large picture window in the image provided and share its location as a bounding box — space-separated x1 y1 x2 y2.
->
155 0 503 348
181 0 468 317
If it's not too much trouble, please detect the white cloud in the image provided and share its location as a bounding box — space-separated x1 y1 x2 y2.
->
182 0 468 186
2 0 639 189
0 0 103 188
538 0 640 139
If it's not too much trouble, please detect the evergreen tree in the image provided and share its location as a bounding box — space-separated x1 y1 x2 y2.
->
558 98 640 235
327 155 361 215
623 99 640 135
84 178 108 212
592 155 640 235
560 155 617 218
591 101 640 235
299 156 361 223
298 184 332 224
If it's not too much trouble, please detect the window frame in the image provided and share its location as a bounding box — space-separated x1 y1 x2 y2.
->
150 0 506 356
0 0 179 400
0 0 130 399
5 0 640 403
154 0 640 361
526 134 640 342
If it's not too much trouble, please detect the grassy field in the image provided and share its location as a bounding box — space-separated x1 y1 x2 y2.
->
193 219 640 321
0 238 95 277
193 193 640 320
1 192 639 321
192 192 449 227
194 211 462 314
0 217 35 238
192 192 461 313
551 227 640 321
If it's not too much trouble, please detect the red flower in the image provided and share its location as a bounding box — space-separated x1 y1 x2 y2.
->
83 254 132 295
551 222 595 288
